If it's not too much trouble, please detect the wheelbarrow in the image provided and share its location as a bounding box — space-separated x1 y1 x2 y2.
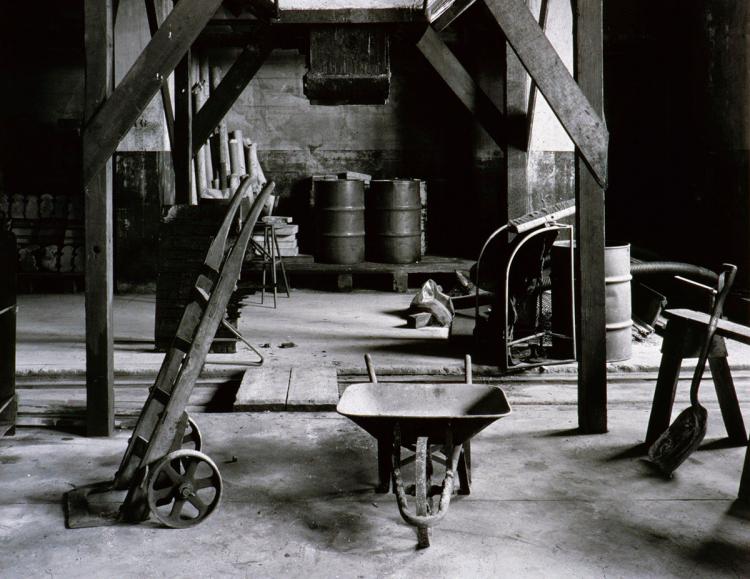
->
337 354 511 548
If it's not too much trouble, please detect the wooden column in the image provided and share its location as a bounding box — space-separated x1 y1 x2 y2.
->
574 0 607 433
84 0 115 436
174 51 193 204
0 230 17 436
504 48 528 219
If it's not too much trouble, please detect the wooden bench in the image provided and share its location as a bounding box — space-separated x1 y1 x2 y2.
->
646 308 749 447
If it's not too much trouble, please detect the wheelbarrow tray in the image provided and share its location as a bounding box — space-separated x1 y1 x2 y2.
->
337 382 511 446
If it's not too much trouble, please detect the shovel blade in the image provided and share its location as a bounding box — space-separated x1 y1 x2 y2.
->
647 405 708 476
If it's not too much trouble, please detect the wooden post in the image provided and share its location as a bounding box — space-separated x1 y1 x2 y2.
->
84 0 115 436
174 51 193 204
505 48 528 219
574 0 607 433
0 229 17 436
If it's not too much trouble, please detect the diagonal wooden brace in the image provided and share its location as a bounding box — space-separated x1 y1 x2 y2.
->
416 27 506 149
483 0 609 187
82 0 224 187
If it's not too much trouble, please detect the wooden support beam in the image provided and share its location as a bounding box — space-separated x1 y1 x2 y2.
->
416 26 506 149
525 0 549 151
505 47 528 218
84 0 115 436
82 0 223 187
144 0 175 151
483 0 608 187
574 0 607 433
192 30 273 155
174 51 193 204
0 231 17 437
426 0 478 31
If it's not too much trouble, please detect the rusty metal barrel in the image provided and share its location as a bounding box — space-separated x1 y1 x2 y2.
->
367 179 421 264
551 241 632 362
604 243 632 362
315 179 365 264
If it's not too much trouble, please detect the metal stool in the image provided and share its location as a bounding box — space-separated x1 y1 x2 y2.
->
251 222 290 308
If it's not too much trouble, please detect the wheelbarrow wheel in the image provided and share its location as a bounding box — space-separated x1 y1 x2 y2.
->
146 450 222 529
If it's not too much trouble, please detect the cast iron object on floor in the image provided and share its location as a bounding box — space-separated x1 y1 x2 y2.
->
64 180 273 529
337 354 511 548
647 263 737 476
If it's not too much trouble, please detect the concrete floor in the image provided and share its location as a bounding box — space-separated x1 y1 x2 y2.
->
3 401 750 577
15 290 750 376
6 290 750 576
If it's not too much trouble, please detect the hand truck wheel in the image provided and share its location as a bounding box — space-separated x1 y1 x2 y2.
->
146 450 222 528
181 413 202 452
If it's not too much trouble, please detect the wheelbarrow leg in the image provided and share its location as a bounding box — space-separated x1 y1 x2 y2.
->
458 441 472 495
377 436 392 493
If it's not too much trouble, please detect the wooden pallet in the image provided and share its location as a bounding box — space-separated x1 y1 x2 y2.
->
242 254 474 292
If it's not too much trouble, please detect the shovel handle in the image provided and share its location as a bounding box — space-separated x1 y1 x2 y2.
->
690 263 737 406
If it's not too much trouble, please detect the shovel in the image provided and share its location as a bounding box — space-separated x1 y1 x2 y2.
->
647 263 737 476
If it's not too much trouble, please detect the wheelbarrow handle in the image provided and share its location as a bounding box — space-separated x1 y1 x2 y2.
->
365 353 377 383
391 425 462 529
0 305 16 318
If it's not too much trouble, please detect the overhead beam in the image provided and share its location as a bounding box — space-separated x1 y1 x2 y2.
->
83 0 115 437
192 30 274 155
574 0 607 433
83 0 224 187
416 26 506 149
483 0 608 187
426 0 478 31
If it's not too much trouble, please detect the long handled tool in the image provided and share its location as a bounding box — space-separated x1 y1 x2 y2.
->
647 263 737 476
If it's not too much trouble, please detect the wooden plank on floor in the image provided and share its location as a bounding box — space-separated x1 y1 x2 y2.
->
287 366 338 410
483 0 608 187
234 367 290 411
